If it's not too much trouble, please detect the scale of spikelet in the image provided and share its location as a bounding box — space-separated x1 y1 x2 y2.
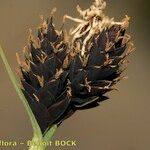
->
63 0 134 108
16 13 74 133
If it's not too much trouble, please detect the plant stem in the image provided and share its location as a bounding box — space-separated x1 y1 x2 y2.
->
29 125 57 150
0 45 41 136
0 45 57 150
28 134 45 150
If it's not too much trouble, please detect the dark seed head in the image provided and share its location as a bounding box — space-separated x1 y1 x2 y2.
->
17 0 134 133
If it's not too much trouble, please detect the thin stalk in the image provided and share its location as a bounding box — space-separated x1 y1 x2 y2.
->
0 45 57 150
28 125 57 150
43 125 57 142
0 45 42 137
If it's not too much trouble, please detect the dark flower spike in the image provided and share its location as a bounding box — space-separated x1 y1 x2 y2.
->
17 0 134 133
64 0 134 108
17 13 72 133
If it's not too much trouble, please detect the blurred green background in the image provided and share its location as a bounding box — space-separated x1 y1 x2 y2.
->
0 0 150 149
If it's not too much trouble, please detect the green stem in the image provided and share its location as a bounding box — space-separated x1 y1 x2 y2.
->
0 45 57 150
0 45 41 137
29 126 57 150
28 134 45 150
43 125 57 142
29 125 57 150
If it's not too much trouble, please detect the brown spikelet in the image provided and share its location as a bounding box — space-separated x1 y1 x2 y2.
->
17 0 134 133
